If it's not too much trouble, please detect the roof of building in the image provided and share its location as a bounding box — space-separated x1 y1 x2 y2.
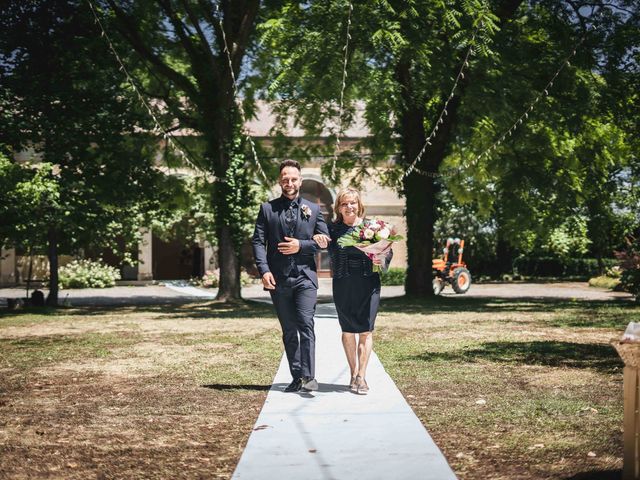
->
245 100 371 138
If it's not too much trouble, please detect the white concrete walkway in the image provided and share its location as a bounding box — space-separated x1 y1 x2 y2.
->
232 303 456 480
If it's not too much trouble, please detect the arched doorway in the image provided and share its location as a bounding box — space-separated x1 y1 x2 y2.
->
300 178 334 277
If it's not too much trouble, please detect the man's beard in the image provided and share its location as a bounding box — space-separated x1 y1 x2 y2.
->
283 186 299 197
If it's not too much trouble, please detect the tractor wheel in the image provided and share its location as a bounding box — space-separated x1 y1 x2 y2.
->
452 267 471 294
432 278 445 296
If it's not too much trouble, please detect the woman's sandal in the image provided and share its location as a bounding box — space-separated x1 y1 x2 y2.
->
349 375 358 392
355 375 369 395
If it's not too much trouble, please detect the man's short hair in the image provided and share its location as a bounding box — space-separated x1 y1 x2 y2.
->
279 159 301 172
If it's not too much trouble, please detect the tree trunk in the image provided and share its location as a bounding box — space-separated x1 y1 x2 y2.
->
399 1 525 296
495 238 513 276
396 54 462 296
404 172 437 296
210 111 243 302
108 1 261 303
216 224 241 301
46 227 58 306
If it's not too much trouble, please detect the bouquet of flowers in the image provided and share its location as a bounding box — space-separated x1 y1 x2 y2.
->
337 218 404 272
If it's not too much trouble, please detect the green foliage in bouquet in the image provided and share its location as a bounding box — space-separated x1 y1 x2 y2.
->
51 259 120 289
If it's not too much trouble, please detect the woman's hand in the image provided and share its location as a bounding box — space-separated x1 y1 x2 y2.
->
372 254 383 266
313 234 330 248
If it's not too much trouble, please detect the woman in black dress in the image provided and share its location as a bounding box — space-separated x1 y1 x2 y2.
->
316 188 392 395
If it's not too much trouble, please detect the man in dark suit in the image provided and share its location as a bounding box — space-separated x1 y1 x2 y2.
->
252 160 330 392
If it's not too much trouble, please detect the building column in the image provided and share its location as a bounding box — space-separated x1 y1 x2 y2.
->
0 248 17 286
202 241 216 274
137 228 153 281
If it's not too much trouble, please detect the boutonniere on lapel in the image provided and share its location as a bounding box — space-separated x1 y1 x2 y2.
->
300 204 312 220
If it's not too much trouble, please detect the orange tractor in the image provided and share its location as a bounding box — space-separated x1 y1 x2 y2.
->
432 238 472 295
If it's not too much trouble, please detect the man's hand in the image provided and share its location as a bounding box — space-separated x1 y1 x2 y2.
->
262 272 276 290
313 234 331 249
278 236 300 255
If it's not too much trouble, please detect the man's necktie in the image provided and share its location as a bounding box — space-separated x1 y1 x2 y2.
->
284 202 298 276
284 202 297 236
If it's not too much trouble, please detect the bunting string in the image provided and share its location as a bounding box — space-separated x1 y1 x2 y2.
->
87 0 217 182
408 8 605 180
215 3 268 183
402 27 478 180
329 1 354 183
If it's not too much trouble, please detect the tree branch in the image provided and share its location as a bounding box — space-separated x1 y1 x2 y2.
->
178 0 219 72
196 0 221 42
156 0 202 66
229 0 260 73
106 0 199 100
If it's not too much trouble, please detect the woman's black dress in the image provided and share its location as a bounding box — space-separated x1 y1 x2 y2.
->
329 221 388 333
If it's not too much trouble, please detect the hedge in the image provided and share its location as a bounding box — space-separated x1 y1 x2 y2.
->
380 267 406 286
512 256 617 278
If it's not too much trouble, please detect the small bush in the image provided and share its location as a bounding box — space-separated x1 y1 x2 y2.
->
588 276 621 290
620 269 640 297
198 269 253 288
200 270 220 288
380 267 405 286
615 236 640 298
53 259 120 289
605 265 622 278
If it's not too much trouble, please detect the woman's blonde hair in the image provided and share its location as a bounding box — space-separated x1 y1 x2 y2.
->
333 188 365 223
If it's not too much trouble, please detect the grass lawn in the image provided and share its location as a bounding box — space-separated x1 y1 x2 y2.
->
0 300 282 479
1 294 638 479
376 295 640 480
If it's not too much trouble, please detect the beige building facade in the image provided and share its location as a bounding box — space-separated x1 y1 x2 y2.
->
0 102 406 285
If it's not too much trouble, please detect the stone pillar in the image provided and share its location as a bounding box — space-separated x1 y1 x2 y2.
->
137 228 153 281
203 241 216 273
0 248 17 286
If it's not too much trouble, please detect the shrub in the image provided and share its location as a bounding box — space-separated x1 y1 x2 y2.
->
620 269 640 298
200 270 220 288
380 267 405 286
616 236 640 297
53 259 120 289
588 276 621 290
198 269 253 288
512 256 618 278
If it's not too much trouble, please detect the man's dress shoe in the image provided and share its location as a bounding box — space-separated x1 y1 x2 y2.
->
301 377 318 392
284 378 303 392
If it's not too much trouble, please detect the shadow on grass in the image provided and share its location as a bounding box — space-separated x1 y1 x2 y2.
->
0 299 275 321
0 331 141 349
125 299 275 320
202 383 271 391
383 295 633 313
414 340 622 373
381 295 638 325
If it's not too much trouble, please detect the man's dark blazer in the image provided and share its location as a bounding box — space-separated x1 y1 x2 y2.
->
252 196 329 288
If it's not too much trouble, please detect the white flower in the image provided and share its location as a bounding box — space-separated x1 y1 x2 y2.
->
363 228 374 239
300 204 312 219
377 227 390 239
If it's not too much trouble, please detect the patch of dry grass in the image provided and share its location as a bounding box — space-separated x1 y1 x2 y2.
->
375 295 637 480
2 294 637 479
0 301 281 479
